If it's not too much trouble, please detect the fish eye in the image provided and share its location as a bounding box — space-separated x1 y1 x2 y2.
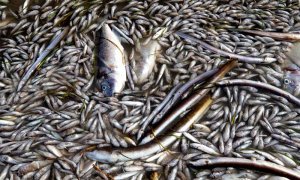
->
284 79 290 84
100 80 113 96
102 85 107 91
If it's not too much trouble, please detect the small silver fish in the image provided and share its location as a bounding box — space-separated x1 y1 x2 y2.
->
133 40 161 84
97 24 126 96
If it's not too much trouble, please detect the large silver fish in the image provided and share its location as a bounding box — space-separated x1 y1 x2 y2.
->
97 24 126 96
133 40 161 84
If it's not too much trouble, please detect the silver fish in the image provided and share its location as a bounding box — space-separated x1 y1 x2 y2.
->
133 39 161 84
282 43 300 95
283 72 300 95
97 24 126 96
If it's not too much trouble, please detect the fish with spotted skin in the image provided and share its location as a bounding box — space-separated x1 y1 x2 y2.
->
97 24 126 96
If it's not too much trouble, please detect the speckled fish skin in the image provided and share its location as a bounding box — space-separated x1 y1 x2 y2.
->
133 40 161 84
97 24 126 96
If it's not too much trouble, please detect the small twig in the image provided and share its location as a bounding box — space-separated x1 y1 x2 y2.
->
176 31 276 64
17 27 70 91
217 79 300 106
93 164 114 180
231 29 300 41
189 157 300 180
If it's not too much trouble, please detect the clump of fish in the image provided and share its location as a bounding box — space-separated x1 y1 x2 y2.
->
232 29 300 96
97 24 126 96
4 0 300 179
97 24 161 96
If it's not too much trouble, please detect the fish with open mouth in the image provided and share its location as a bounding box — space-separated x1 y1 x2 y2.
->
97 24 126 96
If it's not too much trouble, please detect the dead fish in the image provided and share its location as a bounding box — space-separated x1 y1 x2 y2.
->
282 43 300 94
133 39 161 84
231 29 300 41
97 24 126 96
283 72 300 95
284 43 300 69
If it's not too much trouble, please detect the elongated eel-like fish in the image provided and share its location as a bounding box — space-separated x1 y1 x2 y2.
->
17 27 69 91
231 29 300 41
176 31 276 64
97 24 126 96
189 157 300 180
86 95 213 163
139 60 237 145
137 68 219 141
217 79 300 106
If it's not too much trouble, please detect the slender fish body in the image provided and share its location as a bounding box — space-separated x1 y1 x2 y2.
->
97 24 126 96
133 40 161 84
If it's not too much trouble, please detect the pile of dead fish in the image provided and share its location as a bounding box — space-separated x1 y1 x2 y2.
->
1 0 300 179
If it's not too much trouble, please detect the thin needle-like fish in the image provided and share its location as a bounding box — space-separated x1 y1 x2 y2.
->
137 68 219 141
86 95 212 163
140 60 237 145
217 79 300 106
17 27 70 91
137 83 183 140
189 157 300 180
151 68 220 125
176 31 276 64
231 29 300 41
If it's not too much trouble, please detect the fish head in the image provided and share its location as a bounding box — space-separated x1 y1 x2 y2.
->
283 71 300 94
98 77 116 97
